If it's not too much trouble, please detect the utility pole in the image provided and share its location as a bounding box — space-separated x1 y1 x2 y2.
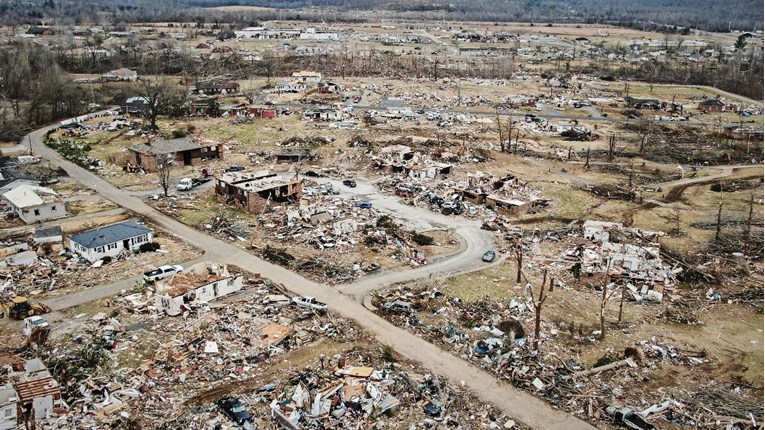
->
28 135 33 156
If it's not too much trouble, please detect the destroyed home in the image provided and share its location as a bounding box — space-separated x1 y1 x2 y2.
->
127 137 223 171
215 171 302 213
68 221 154 263
124 96 150 114
154 262 244 316
193 82 240 95
302 104 345 121
273 148 317 163
625 96 661 110
11 358 61 424
1 185 65 224
698 98 726 112
33 226 62 245
578 220 674 297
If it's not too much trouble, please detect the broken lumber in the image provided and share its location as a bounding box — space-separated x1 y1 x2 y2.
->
565 357 637 380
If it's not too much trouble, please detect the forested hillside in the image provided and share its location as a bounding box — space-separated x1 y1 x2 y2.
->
2 0 762 31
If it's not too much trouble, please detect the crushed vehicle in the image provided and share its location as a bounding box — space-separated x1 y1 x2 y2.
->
217 397 253 425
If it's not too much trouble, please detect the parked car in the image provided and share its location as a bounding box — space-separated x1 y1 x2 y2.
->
354 201 372 209
482 250 496 262
23 316 49 336
224 166 245 172
292 296 328 312
343 179 357 188
143 265 184 283
217 397 252 425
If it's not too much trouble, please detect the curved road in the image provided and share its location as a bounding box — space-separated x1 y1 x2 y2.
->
25 116 595 430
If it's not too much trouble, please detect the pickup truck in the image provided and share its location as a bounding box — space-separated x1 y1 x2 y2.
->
292 296 327 312
177 177 211 191
143 265 184 283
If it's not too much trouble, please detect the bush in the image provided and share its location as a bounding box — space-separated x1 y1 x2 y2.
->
139 242 161 253
412 233 434 246
171 129 187 139
102 256 112 264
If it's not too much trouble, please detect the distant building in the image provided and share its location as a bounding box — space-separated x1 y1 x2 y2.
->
698 99 725 112
101 68 138 82
291 71 322 83
273 148 317 164
194 82 240 95
27 27 54 36
127 137 223 172
1 185 65 224
68 221 153 263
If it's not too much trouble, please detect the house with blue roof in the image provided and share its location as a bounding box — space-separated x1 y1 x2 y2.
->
68 221 153 263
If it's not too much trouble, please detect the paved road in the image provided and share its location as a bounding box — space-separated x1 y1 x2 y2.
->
24 116 596 430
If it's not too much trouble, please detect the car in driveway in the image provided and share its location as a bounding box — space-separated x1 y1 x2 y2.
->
143 265 184 283
224 166 245 172
482 250 496 262
217 397 252 425
342 179 357 188
292 296 328 312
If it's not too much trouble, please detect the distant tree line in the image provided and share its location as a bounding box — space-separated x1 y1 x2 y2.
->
0 42 87 140
3 0 762 32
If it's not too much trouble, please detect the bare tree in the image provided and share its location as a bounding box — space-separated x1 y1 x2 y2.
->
155 153 175 197
139 76 186 130
495 109 505 152
598 280 621 340
530 269 548 350
746 192 755 237
260 50 278 86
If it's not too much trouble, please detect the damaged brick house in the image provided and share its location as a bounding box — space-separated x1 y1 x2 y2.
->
127 137 223 172
454 174 548 216
215 171 302 213
154 262 243 316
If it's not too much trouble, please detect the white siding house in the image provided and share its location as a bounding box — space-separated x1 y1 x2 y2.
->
291 71 322 83
154 262 244 316
1 185 65 224
68 221 153 263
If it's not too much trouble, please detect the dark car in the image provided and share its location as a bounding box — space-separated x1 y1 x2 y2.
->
217 397 252 425
225 166 245 172
343 179 357 188
482 250 496 262
354 201 372 209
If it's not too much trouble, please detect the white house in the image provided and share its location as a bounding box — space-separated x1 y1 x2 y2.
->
68 221 153 263
275 80 307 93
0 384 17 430
101 68 138 81
1 185 65 224
154 262 244 316
291 71 322 83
